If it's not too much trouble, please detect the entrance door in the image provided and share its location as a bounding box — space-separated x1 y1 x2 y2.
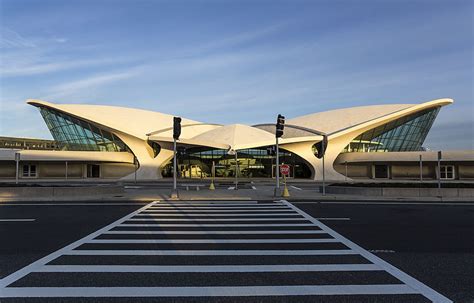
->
87 164 100 178
374 164 389 179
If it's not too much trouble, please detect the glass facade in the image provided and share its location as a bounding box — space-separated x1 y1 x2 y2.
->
38 107 129 152
343 107 440 153
162 146 312 178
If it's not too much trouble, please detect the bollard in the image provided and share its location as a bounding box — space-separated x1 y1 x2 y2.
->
282 184 290 197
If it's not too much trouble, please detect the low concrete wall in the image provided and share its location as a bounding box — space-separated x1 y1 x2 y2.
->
322 186 474 197
320 186 383 196
0 186 124 199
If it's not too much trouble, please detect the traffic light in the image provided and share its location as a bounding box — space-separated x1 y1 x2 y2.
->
314 135 328 159
276 114 285 138
173 117 182 140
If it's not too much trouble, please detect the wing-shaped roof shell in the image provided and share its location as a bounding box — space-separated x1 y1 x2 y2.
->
27 99 200 140
288 99 453 136
191 124 275 150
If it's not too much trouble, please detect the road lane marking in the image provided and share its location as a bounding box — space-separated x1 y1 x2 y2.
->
156 201 262 208
0 203 150 206
0 201 155 289
118 223 316 227
38 264 380 273
65 249 356 256
280 199 452 303
87 238 339 244
104 230 326 234
126 218 308 221
143 209 293 212
0 199 452 302
290 186 302 190
134 213 301 217
0 285 419 297
317 218 351 221
148 206 290 209
0 219 36 222
295 201 474 206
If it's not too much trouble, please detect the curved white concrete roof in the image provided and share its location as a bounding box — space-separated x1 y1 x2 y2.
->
25 97 454 181
288 98 453 136
27 99 202 140
192 124 275 150
28 98 453 151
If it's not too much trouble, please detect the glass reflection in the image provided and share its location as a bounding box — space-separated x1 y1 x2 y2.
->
162 146 312 179
343 107 440 153
38 107 128 152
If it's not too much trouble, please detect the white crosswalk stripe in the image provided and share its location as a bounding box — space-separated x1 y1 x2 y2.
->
0 200 452 302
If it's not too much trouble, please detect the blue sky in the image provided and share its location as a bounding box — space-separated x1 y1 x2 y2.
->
0 0 472 150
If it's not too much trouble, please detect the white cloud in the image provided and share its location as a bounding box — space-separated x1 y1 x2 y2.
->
54 38 68 43
44 68 142 100
0 28 36 49
0 57 133 77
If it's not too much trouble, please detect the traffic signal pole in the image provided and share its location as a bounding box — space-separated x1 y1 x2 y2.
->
275 114 285 196
173 137 177 192
275 136 280 191
322 137 326 196
171 117 181 199
234 151 238 190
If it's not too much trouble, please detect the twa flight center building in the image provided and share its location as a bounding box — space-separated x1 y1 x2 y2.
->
0 98 473 181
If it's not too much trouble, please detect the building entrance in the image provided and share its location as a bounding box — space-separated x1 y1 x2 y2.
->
162 146 312 179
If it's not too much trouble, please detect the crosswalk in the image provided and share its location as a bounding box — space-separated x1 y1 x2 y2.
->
0 200 451 302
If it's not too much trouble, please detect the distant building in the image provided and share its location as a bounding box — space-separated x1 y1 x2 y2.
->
0 98 473 181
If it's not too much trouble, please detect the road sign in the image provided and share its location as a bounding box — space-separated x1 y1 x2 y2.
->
280 164 290 176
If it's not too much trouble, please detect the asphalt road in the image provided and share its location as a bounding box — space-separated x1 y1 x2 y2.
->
0 200 472 302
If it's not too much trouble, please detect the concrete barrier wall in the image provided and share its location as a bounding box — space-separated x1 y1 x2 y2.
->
320 186 382 196
0 186 124 198
322 186 474 197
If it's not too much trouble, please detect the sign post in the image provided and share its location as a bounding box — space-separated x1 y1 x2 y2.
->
280 164 290 197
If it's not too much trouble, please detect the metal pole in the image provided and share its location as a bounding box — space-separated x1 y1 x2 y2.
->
173 138 177 191
419 155 423 183
234 151 238 190
15 152 20 184
134 156 137 184
276 137 280 189
212 161 215 179
437 151 441 190
322 138 326 196
344 161 348 182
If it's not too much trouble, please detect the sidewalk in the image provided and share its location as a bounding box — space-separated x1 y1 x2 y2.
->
1 185 473 203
